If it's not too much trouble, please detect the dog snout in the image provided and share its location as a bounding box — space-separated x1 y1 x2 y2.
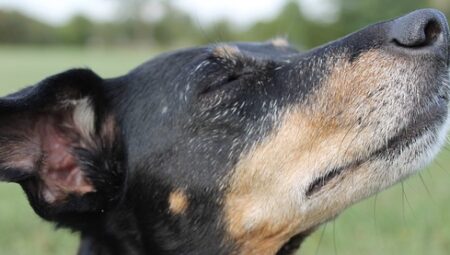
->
389 9 449 60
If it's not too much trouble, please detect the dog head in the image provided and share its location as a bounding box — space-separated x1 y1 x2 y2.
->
0 9 449 255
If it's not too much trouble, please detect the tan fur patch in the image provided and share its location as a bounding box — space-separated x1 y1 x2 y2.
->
224 51 403 254
271 38 289 47
212 44 240 60
168 190 189 215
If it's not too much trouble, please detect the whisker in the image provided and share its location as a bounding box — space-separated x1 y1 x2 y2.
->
373 193 378 230
402 182 416 220
401 182 406 224
425 167 433 181
316 91 374 173
333 220 338 255
418 173 435 203
314 223 328 255
434 159 450 175
441 144 450 152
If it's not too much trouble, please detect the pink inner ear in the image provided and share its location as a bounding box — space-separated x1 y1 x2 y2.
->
38 117 94 203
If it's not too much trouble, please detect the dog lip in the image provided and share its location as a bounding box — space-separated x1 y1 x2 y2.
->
379 100 447 154
306 100 447 197
305 168 340 197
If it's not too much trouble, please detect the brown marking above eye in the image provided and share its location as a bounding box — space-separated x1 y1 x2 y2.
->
168 190 189 215
212 44 241 60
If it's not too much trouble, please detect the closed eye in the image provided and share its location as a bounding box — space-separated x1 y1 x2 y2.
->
199 75 239 95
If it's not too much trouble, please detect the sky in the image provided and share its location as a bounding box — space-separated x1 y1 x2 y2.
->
0 0 335 26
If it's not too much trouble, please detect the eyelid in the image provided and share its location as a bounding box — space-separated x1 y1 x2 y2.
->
198 71 254 96
198 75 240 96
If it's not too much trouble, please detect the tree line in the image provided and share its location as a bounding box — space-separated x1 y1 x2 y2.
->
0 0 448 49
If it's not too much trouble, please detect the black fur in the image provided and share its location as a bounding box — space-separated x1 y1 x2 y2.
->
0 9 449 255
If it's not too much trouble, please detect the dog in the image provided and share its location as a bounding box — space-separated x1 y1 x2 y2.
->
0 8 449 255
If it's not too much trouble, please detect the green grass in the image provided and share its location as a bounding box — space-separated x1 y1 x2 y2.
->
0 46 450 255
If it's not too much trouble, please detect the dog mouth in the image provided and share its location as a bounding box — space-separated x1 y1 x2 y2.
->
306 97 448 197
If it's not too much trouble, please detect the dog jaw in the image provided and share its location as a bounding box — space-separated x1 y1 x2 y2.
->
223 49 450 254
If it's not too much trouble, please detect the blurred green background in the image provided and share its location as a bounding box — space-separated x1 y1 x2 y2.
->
0 0 449 254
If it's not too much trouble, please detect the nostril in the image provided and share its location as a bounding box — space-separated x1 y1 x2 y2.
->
391 19 442 48
389 9 449 51
423 20 442 46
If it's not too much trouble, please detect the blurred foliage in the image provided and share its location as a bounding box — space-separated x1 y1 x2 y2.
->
0 10 56 44
0 0 449 49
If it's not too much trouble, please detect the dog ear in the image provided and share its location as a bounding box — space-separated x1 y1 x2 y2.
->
0 69 125 223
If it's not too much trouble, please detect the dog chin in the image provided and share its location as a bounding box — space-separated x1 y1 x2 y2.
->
301 107 449 231
388 110 450 182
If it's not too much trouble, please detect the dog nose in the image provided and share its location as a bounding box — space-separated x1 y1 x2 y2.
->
389 9 449 55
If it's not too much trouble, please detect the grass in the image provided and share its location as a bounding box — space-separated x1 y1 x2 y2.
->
0 46 450 255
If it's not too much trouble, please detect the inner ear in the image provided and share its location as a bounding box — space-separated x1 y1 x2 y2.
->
0 69 125 222
38 102 96 203
0 98 98 204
